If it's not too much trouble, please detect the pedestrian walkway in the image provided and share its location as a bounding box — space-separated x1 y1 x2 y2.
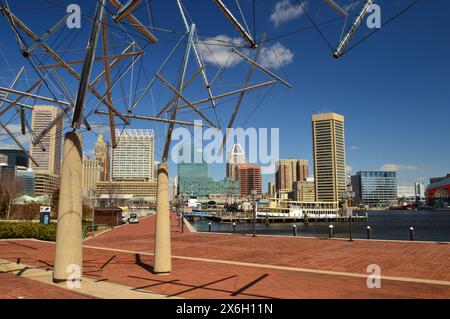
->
0 258 177 299
0 214 449 299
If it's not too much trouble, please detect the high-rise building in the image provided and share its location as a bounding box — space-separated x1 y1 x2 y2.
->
0 165 35 196
291 178 316 202
94 135 110 181
351 171 397 207
312 113 346 202
177 146 239 197
111 129 154 181
275 159 309 193
268 181 276 196
34 171 60 197
30 105 63 175
226 144 247 181
236 165 262 197
297 160 309 182
82 157 101 197
0 149 28 167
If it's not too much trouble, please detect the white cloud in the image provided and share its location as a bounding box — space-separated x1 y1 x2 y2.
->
380 164 418 172
350 145 360 150
196 35 245 68
260 42 294 69
270 0 307 27
196 36 294 71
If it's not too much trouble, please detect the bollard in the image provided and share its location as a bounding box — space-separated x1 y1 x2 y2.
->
409 227 415 241
232 222 236 233
329 225 334 238
208 222 212 232
367 226 372 239
348 215 353 242
293 225 297 237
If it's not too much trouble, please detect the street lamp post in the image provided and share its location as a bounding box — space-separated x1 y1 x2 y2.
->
181 193 186 233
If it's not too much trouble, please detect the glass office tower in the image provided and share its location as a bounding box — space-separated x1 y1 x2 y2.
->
351 171 397 207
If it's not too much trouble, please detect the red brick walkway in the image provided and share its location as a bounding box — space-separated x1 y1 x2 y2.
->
1 214 449 299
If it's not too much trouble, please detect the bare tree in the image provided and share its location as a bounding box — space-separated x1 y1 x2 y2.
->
0 175 23 219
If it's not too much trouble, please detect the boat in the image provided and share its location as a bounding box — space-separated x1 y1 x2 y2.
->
389 203 413 210
187 198 202 212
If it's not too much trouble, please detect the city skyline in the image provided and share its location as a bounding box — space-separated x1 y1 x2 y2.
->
0 1 448 191
1 0 450 302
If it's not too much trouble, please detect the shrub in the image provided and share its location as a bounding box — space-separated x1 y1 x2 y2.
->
0 222 57 241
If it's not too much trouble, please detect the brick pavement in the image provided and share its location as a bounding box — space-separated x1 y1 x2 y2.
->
0 214 449 299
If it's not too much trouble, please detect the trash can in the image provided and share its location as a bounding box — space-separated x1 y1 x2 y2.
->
40 206 51 224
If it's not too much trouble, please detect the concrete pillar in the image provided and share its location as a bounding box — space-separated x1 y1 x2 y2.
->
53 132 83 283
153 162 171 274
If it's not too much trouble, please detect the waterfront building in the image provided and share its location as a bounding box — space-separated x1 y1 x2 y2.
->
415 182 426 201
226 144 247 181
291 178 316 202
430 174 450 184
351 171 397 207
30 105 63 175
0 149 28 167
82 157 101 197
95 178 158 205
236 165 262 197
397 185 416 203
96 179 157 198
176 146 240 197
275 159 309 193
112 129 154 181
426 174 450 208
312 113 347 202
34 171 60 197
177 177 240 198
94 134 110 181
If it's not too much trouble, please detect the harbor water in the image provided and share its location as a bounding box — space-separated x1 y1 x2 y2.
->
189 210 450 242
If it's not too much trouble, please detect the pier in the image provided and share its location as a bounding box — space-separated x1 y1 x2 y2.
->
184 211 369 224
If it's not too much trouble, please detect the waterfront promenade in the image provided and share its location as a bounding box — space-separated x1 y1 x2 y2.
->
1 214 450 299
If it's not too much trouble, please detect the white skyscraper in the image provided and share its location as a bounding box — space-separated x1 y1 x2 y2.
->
112 129 154 181
226 144 247 181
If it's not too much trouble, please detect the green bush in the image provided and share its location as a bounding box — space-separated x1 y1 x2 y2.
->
0 222 57 241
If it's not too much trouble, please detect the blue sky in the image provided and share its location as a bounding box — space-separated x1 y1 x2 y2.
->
0 0 449 191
